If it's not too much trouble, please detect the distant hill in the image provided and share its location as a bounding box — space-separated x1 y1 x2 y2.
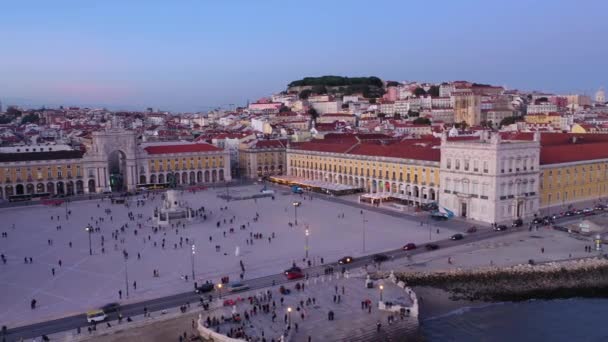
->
288 75 385 99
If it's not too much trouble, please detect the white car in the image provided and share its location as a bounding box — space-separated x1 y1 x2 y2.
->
86 310 107 323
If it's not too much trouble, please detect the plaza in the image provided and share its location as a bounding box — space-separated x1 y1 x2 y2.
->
0 184 458 328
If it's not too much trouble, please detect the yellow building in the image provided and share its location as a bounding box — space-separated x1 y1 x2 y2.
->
239 139 287 179
525 113 562 128
538 135 608 210
0 147 85 198
286 135 440 206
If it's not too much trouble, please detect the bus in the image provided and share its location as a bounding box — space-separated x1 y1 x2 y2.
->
8 194 32 202
8 192 52 202
137 183 170 191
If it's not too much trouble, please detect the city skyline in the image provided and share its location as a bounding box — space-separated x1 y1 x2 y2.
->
1 0 607 112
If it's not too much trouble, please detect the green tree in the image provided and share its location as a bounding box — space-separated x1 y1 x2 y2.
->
0 115 13 124
414 87 427 97
427 85 440 97
407 110 419 117
21 113 40 124
413 117 431 125
299 89 312 100
6 106 22 116
499 116 521 127
386 81 400 87
279 105 290 113
311 85 327 95
307 108 319 120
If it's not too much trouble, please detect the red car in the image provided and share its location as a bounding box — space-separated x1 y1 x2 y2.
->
284 267 304 280
403 243 417 250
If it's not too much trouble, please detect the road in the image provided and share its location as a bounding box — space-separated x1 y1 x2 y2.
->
2 225 521 341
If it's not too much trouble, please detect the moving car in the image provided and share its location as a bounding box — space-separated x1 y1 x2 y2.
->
372 254 389 263
228 282 250 293
466 226 478 233
195 281 215 294
494 225 508 231
425 243 440 250
512 218 523 227
86 310 107 323
284 266 304 280
450 233 464 240
100 302 120 314
291 186 304 194
402 243 417 251
338 256 353 264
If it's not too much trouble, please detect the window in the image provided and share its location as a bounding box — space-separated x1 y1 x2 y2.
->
455 159 460 170
483 161 488 173
446 158 452 169
473 160 479 172
464 160 469 171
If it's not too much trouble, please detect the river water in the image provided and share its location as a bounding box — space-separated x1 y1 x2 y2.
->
421 298 608 342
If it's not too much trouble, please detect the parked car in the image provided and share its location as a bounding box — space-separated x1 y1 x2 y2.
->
425 243 440 250
228 282 250 293
402 243 417 251
494 225 508 231
372 254 389 263
512 218 523 227
466 226 478 233
100 302 120 314
450 233 464 240
86 310 107 323
338 256 354 264
195 281 215 293
284 266 304 280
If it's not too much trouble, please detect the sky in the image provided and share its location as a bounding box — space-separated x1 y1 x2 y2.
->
0 0 607 112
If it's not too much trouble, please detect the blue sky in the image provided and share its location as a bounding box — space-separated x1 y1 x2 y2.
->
0 0 606 112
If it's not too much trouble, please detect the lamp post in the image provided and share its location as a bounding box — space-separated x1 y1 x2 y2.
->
191 243 196 281
287 307 292 326
362 211 368 253
217 283 223 299
292 201 300 225
305 226 310 259
85 225 93 256
379 284 384 301
124 255 130 299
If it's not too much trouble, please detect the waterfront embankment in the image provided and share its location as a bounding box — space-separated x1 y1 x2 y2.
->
397 257 608 302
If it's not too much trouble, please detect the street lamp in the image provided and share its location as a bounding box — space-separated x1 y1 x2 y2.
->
217 283 223 299
305 227 310 259
124 255 130 299
191 244 196 281
85 225 93 256
379 284 384 301
287 307 292 326
362 211 368 253
292 201 301 225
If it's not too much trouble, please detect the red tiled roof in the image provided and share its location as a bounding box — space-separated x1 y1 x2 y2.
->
252 140 286 149
348 142 440 161
144 143 221 155
541 143 608 164
290 141 355 154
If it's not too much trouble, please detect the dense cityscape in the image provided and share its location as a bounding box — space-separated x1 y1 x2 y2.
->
2 1 608 342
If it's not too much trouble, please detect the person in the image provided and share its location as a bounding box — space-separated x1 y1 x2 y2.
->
31 299 37 309
376 321 382 332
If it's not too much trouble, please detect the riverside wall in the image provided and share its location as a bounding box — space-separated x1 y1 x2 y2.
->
396 257 608 302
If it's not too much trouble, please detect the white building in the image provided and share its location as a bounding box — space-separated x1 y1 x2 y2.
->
439 83 456 97
311 100 343 115
439 132 540 223
527 102 558 114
